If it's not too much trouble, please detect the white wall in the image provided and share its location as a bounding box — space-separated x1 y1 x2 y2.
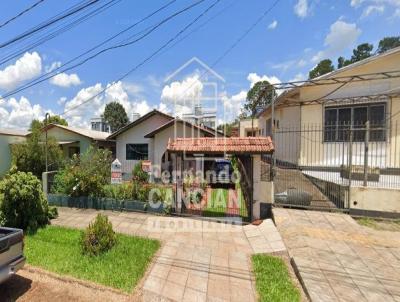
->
151 122 208 178
115 114 171 175
351 186 400 213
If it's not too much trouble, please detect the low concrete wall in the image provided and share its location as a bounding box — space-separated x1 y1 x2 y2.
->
350 186 400 214
252 154 274 220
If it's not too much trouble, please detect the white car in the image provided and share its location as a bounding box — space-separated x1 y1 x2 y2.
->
0 227 25 284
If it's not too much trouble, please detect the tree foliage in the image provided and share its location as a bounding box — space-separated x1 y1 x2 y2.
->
30 115 68 130
350 43 373 63
244 81 277 117
309 59 335 79
0 170 50 232
52 146 112 197
11 127 64 178
103 102 129 133
377 36 400 54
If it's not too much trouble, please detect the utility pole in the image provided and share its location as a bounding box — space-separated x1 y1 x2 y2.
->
45 112 50 172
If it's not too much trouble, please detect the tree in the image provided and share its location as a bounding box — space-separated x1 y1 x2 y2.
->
309 59 335 79
30 115 68 130
337 56 351 69
103 102 129 132
11 127 64 178
377 36 400 54
350 43 373 63
244 81 277 136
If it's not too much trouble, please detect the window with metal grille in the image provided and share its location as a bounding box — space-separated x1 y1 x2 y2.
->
324 103 386 142
126 144 148 160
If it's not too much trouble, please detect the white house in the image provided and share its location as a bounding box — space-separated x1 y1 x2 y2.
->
108 110 223 179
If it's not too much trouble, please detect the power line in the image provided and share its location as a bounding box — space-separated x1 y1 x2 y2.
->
0 0 122 65
0 0 46 29
0 0 206 100
0 0 102 49
62 0 221 116
63 0 280 117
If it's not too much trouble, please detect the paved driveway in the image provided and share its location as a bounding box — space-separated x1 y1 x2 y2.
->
273 208 400 302
50 208 287 302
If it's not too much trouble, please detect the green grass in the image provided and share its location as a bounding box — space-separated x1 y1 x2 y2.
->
252 254 301 302
24 226 160 293
356 217 400 231
203 188 248 218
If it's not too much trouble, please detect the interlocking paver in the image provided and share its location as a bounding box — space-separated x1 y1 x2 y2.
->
52 207 286 301
274 208 400 302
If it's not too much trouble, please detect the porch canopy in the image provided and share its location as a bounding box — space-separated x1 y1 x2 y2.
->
167 137 274 154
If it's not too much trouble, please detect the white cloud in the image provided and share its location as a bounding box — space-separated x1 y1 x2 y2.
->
247 73 281 88
45 61 61 73
63 81 152 128
0 96 51 129
289 73 307 82
268 20 278 30
161 74 203 106
361 5 385 17
350 0 400 18
312 20 361 63
0 52 42 90
220 90 247 122
50 72 81 87
57 96 67 106
294 0 310 18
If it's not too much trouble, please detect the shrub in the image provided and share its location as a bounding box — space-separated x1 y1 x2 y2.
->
0 171 50 232
81 214 116 256
103 183 134 200
132 162 149 183
52 146 112 197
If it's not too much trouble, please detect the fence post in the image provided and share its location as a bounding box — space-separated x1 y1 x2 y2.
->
363 121 370 187
348 122 353 208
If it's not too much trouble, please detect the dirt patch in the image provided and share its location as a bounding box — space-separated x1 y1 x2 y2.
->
0 266 135 302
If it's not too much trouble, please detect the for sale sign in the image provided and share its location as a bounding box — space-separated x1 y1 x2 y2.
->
142 160 151 173
111 158 122 184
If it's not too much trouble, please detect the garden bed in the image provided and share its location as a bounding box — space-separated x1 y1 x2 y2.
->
24 226 160 293
252 254 301 302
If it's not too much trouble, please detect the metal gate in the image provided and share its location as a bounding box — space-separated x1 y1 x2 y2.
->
270 121 400 211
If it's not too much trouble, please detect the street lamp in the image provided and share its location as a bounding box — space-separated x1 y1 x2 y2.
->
45 113 50 172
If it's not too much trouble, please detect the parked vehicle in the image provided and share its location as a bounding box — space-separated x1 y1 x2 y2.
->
209 159 234 185
0 227 25 284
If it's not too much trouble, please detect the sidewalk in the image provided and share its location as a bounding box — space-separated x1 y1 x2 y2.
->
52 207 287 302
274 208 400 302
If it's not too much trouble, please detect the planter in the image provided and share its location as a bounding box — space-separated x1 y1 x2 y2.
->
125 200 147 211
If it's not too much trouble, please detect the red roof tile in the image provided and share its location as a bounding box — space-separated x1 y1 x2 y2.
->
167 137 274 154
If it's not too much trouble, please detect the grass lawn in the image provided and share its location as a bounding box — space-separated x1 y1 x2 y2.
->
203 188 248 218
356 217 400 232
24 226 160 293
252 254 301 302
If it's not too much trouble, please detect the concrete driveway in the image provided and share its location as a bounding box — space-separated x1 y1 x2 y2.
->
273 208 400 302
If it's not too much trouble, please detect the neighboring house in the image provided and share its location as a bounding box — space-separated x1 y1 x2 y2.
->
90 117 111 133
108 109 224 179
0 129 28 176
257 46 400 216
239 118 260 137
258 46 400 168
40 124 115 158
144 119 222 179
108 110 174 177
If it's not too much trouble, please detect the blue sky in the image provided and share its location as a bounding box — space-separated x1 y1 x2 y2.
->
0 0 399 129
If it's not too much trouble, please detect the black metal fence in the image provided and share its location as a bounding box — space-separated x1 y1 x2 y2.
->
270 122 400 210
